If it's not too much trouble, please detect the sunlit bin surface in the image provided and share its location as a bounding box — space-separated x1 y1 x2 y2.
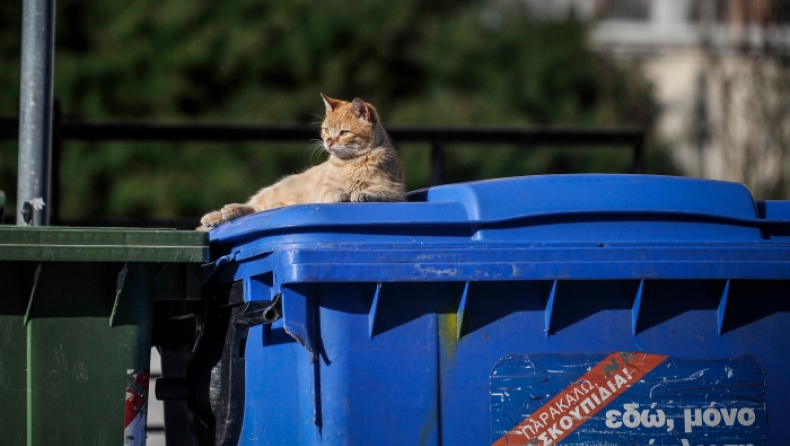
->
205 174 790 446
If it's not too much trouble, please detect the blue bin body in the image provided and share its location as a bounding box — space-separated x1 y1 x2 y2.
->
205 175 790 446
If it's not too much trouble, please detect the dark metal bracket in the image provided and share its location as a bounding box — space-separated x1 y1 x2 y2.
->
232 294 282 329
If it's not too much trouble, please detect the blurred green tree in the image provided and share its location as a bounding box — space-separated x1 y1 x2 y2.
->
0 0 673 221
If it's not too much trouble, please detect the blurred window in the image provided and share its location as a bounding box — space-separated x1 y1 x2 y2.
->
594 0 652 21
689 0 790 25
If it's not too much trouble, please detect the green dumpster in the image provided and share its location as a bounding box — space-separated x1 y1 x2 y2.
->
0 226 208 446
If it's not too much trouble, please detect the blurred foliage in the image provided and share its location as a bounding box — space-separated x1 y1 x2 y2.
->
0 0 676 220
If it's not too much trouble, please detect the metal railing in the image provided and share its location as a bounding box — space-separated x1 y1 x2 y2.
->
0 114 645 228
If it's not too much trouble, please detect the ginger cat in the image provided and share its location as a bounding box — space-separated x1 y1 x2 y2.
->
199 94 405 230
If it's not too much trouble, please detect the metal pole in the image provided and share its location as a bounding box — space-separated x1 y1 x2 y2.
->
16 0 56 225
50 101 62 224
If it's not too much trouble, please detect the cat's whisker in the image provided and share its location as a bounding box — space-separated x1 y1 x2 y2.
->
306 142 327 163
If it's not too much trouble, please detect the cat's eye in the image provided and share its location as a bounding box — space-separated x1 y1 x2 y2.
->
340 130 350 135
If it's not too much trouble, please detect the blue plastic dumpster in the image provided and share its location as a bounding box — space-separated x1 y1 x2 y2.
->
203 174 790 446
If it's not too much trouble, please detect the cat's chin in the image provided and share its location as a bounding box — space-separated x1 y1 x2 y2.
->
326 147 358 159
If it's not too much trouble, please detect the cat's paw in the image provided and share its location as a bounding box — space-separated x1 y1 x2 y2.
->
321 190 350 203
220 203 256 220
350 191 378 202
200 210 226 228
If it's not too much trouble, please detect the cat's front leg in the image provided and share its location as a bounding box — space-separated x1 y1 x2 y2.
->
220 203 257 220
200 210 225 228
350 186 406 203
199 203 257 229
320 189 350 203
349 191 378 202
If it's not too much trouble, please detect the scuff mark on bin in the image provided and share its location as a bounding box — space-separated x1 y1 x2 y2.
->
281 288 317 359
649 369 709 398
284 320 316 358
23 262 42 326
419 266 458 278
109 264 128 327
76 360 88 382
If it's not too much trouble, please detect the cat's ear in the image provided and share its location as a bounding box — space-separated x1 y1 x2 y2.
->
320 93 341 114
351 98 372 123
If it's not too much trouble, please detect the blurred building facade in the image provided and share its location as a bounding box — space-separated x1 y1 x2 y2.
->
525 0 790 198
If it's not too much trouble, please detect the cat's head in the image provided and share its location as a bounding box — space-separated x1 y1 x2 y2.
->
320 94 385 159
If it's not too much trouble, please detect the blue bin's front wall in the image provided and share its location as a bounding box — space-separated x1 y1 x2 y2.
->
238 279 789 446
242 282 450 445
213 175 790 445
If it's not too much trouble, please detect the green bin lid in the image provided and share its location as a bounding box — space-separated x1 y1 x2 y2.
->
0 226 208 262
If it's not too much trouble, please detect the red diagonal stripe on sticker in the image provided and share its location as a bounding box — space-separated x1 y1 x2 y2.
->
493 352 668 446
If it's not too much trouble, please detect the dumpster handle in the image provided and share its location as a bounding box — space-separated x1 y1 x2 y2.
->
232 294 282 329
466 209 790 229
409 209 790 229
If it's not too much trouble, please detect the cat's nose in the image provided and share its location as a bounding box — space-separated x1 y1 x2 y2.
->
326 139 334 148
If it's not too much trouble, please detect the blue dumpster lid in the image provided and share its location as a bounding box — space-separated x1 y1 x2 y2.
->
205 174 790 285
209 174 770 244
